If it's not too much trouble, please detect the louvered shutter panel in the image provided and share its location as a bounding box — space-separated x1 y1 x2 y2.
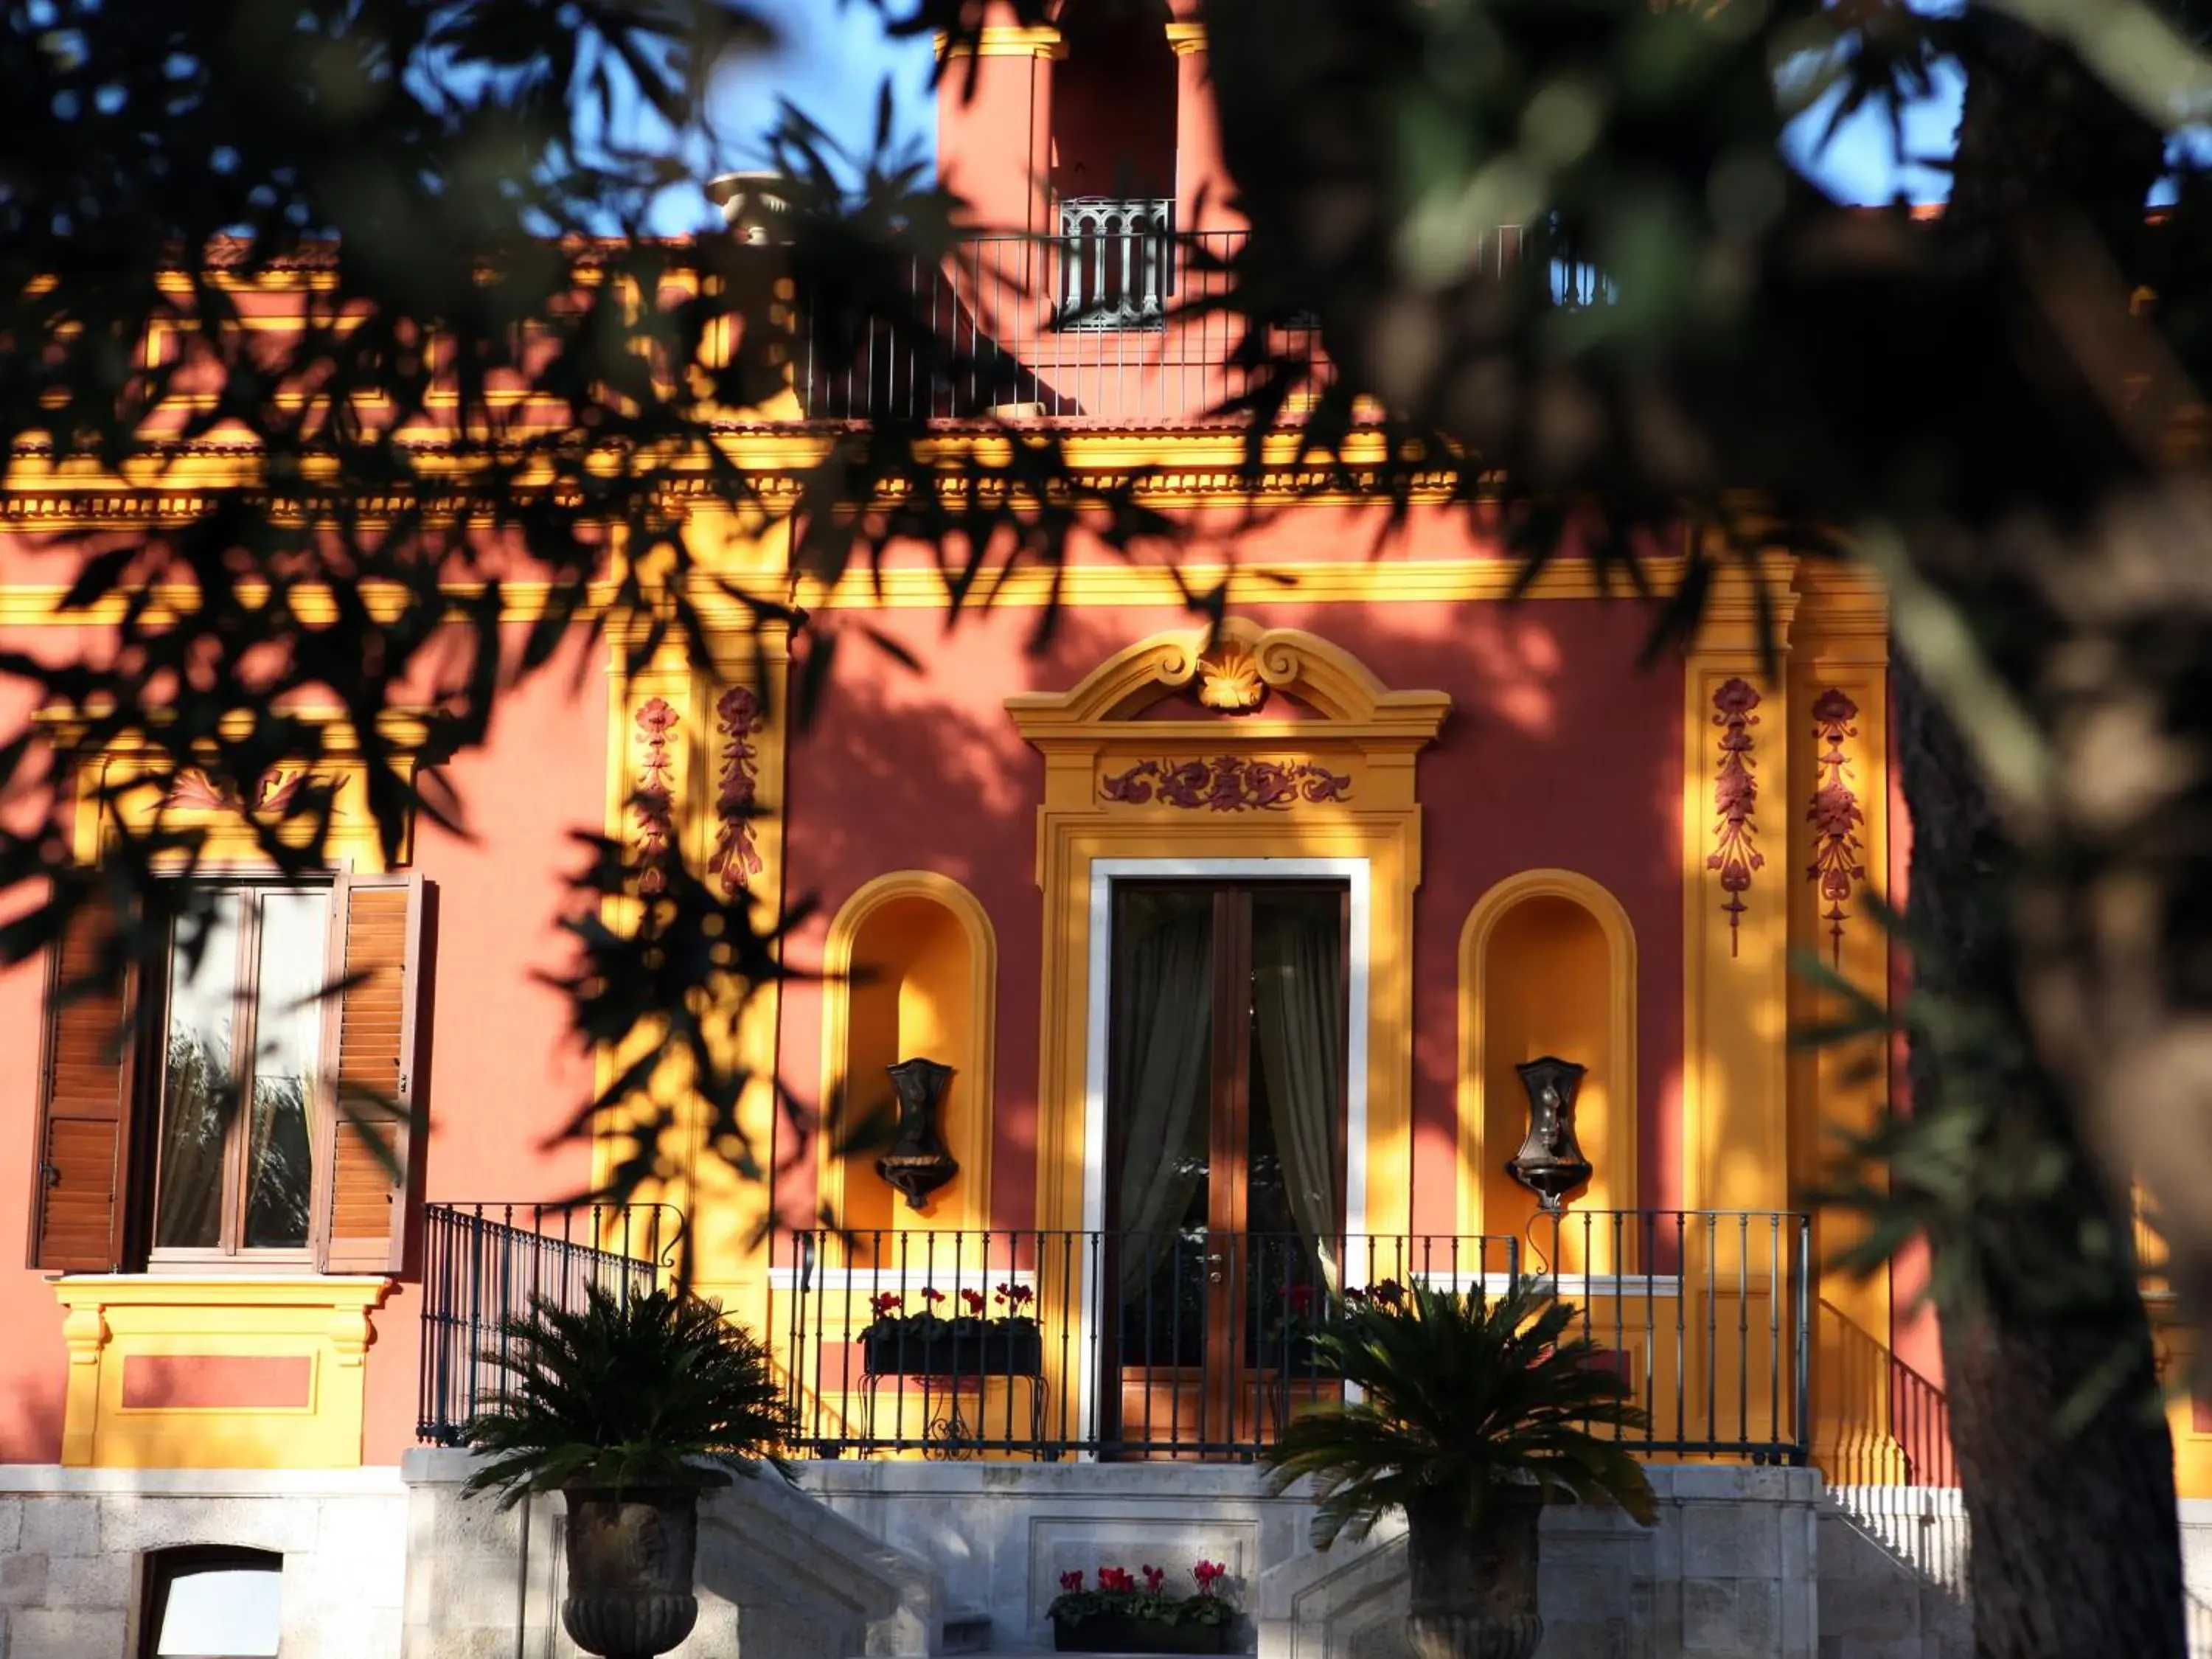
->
314 872 425 1273
29 901 137 1271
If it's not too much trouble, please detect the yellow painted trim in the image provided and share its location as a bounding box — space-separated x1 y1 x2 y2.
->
50 1276 391 1469
934 24 1065 59
1015 619 1447 1242
1164 20 1207 54
817 871 1000 1235
1455 869 1638 1239
0 555 1687 627
53 709 425 870
0 431 1480 515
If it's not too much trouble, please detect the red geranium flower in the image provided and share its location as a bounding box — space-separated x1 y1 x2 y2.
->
1059 1570 1084 1593
1141 1565 1165 1593
922 1287 947 1305
960 1288 987 1315
869 1292 902 1317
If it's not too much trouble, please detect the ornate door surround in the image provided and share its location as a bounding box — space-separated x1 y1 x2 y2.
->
1006 618 1450 1246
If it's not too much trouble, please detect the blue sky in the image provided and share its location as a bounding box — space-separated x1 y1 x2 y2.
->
683 0 1956 232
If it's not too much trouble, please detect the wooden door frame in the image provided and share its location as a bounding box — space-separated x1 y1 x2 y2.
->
1096 873 1355 1455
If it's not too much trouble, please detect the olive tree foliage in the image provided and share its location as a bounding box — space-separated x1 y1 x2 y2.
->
1083 0 2212 1651
0 0 1178 1203
9 0 2212 1646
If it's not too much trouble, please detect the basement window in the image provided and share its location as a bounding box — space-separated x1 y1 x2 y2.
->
141 1546 283 1659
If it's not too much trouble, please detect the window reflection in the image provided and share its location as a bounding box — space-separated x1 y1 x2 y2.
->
150 886 328 1257
153 894 243 1251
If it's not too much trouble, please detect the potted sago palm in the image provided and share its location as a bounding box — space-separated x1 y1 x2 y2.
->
462 1282 794 1659
1260 1276 1654 1659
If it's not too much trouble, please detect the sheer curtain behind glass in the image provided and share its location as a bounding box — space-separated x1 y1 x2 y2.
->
154 894 243 1251
1110 894 1214 1298
246 891 327 1249
1253 895 1346 1288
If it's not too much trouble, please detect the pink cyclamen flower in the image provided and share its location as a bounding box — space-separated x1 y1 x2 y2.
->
922 1287 947 1304
1059 1570 1084 1593
869 1293 902 1317
1141 1565 1165 1593
1098 1567 1136 1593
960 1289 987 1315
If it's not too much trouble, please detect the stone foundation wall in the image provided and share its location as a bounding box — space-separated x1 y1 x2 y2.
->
800 1461 1824 1659
398 1447 937 1659
0 1467 406 1659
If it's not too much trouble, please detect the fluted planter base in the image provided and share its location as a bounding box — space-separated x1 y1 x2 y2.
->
560 1485 706 1659
1405 1612 1544 1659
1402 1489 1545 1659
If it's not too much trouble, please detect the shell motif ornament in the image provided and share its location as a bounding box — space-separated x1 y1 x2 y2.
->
1197 650 1267 714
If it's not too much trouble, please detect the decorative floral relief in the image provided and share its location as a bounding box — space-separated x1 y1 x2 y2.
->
1707 677 1764 956
164 767 323 815
708 685 764 894
632 696 679 897
1196 650 1267 713
1099 756 1352 811
1806 688 1865 966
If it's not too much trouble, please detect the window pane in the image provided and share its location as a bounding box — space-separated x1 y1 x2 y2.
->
153 894 243 1251
244 890 328 1250
156 1564 282 1656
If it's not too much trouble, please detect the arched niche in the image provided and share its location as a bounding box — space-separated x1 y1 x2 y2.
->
1458 869 1637 1273
819 872 998 1248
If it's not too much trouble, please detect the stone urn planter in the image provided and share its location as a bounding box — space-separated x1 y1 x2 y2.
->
560 1481 723 1659
457 1284 794 1659
1403 1489 1545 1659
1257 1281 1655 1659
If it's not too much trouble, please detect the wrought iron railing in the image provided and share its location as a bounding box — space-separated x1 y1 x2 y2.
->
779 1211 1810 1465
415 1200 684 1447
782 223 1599 427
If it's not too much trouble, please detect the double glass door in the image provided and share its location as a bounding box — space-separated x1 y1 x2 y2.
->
1103 882 1349 1458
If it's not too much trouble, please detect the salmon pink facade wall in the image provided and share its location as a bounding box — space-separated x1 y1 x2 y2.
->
0 649 69 1462
358 639 605 1462
0 621 605 1467
773 585 1685 1239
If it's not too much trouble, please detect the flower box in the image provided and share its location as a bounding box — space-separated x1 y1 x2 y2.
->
1050 1612 1231 1654
860 1323 1043 1380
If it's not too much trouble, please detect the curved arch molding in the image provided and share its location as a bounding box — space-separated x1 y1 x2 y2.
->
1457 869 1638 1257
818 870 1000 1236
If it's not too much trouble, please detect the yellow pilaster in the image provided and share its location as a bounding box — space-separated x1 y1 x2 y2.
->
1788 564 1899 1477
687 613 791 1340
1680 553 1798 1217
593 512 793 1341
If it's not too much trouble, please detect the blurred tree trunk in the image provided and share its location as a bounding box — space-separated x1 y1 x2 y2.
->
1896 661 2182 1659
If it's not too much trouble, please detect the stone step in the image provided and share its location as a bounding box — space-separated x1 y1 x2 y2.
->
939 1607 995 1653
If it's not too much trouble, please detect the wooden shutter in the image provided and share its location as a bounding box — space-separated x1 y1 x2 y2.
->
29 901 138 1272
313 872 427 1274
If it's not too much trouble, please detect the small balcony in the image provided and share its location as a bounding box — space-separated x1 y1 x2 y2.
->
776 208 1596 429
